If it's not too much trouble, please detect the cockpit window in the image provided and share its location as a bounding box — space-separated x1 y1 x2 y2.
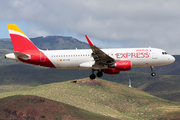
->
162 52 168 55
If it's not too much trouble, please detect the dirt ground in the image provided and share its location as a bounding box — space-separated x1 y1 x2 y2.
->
0 95 78 120
71 78 102 86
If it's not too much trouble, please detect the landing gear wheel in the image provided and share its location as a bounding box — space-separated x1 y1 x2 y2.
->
150 66 156 77
151 72 156 77
97 72 103 77
90 74 96 80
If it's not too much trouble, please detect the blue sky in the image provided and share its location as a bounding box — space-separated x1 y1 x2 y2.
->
0 21 28 39
0 0 180 54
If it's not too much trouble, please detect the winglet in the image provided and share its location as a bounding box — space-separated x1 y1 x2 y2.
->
85 35 94 46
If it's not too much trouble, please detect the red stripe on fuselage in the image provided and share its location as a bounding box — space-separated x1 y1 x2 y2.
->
18 50 55 68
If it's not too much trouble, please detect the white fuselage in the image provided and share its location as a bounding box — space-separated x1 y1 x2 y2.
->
41 48 175 69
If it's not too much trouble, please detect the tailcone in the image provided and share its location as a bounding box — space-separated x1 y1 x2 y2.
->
5 53 18 61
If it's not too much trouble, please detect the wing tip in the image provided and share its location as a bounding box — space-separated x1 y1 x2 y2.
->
85 35 93 46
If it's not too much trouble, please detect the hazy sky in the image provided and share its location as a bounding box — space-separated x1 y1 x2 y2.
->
0 0 180 54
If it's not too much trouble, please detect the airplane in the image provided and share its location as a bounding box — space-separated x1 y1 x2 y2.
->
5 24 175 79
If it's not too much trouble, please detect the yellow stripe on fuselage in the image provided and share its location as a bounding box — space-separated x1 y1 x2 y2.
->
7 24 26 36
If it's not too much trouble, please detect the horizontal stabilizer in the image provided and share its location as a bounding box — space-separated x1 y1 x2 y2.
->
14 52 30 60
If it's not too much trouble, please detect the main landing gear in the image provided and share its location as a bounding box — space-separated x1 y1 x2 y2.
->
150 66 156 77
89 66 156 79
89 70 103 80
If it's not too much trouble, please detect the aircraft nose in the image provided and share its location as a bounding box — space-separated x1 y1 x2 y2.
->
169 55 175 63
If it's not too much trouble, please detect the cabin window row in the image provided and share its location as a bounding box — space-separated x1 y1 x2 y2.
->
51 54 90 57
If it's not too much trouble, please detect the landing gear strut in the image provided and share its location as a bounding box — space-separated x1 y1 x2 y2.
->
150 66 156 77
89 70 103 80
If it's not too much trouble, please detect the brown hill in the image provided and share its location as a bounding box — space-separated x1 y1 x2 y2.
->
0 95 117 120
0 95 78 120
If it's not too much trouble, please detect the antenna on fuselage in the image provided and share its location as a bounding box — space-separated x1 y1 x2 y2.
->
129 78 132 88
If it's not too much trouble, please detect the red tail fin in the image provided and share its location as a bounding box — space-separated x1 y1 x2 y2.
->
7 24 39 52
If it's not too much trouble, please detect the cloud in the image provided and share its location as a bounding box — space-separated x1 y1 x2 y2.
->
0 0 180 54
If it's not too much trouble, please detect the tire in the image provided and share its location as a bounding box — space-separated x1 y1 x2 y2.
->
97 72 103 77
151 72 156 76
90 74 96 79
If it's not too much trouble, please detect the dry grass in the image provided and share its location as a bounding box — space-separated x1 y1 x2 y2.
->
0 78 180 119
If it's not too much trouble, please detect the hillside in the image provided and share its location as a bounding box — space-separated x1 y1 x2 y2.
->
0 78 180 119
30 36 90 50
0 36 89 50
0 95 117 120
0 64 90 92
139 76 180 102
1 64 180 102
1 36 180 103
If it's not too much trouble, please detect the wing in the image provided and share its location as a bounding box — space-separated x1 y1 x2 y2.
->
85 35 114 65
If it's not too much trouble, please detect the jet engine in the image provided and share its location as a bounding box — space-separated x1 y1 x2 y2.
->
103 68 120 75
109 60 131 71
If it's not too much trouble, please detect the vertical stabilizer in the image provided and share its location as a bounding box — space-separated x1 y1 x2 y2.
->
7 24 39 52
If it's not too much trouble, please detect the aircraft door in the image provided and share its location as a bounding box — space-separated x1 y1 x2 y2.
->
152 50 157 59
40 52 46 62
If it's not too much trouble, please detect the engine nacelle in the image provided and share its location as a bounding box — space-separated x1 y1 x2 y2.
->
103 68 120 75
109 60 131 71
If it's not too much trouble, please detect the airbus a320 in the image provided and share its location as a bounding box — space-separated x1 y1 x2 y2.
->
5 24 175 79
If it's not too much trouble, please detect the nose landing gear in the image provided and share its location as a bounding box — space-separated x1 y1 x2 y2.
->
151 72 156 76
150 66 156 77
